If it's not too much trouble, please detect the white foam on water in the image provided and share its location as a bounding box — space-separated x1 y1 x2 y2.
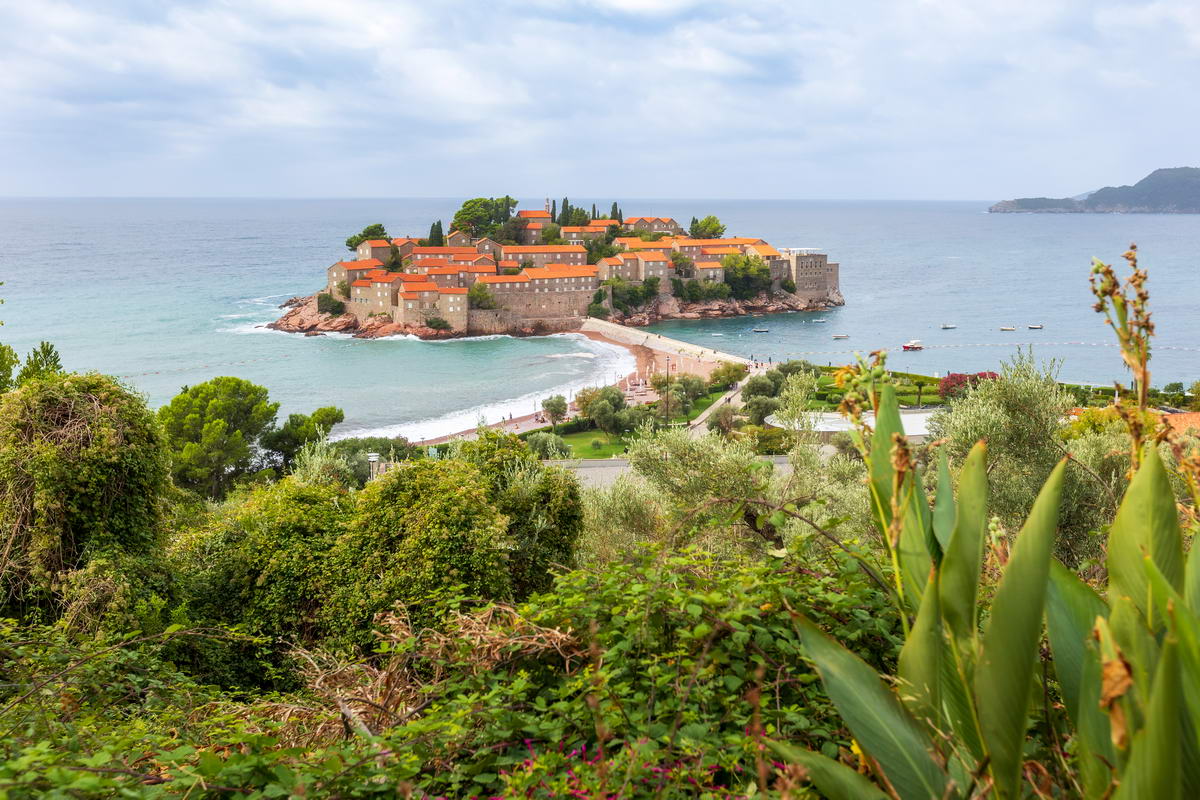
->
331 334 637 442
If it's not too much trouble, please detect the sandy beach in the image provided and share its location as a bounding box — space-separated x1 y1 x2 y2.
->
410 320 749 446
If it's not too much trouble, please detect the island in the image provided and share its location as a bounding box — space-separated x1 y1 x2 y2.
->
271 197 843 340
989 166 1200 213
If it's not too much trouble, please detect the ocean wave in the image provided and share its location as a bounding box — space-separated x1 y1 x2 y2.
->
331 336 637 442
544 352 597 359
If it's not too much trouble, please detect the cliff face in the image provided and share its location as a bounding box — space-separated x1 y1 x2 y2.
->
611 289 842 327
990 167 1200 213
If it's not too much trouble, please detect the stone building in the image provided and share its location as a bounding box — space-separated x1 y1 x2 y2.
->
410 246 479 262
560 225 607 244
500 244 587 267
446 230 471 247
780 248 841 301
355 239 393 262
622 216 683 235
326 258 383 297
694 261 725 282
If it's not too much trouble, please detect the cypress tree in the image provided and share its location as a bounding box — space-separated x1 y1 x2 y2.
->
610 201 619 220
427 220 444 247
560 196 570 226
591 203 597 220
551 199 557 224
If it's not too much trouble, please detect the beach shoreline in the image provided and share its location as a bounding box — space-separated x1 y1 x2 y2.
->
408 322 748 446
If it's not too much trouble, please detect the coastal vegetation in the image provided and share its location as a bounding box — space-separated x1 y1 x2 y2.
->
6 248 1200 796
991 166 1200 213
344 222 388 251
688 214 726 238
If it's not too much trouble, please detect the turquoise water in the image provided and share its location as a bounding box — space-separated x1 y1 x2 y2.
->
1 198 1197 438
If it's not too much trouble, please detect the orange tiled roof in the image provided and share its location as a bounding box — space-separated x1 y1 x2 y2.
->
517 209 551 219
411 246 477 255
498 260 519 267
466 265 497 273
526 222 543 229
391 237 419 245
598 257 621 265
410 258 452 268
638 251 669 261
438 287 468 294
750 244 782 258
401 292 419 299
623 216 676 225
503 244 587 253
363 239 391 248
426 265 462 275
370 274 403 283
479 274 530 284
351 279 371 287
561 226 602 233
364 268 390 278
677 238 762 247
695 261 724 270
335 258 383 270
589 219 618 226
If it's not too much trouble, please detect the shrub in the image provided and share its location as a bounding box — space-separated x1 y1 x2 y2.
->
335 279 349 299
781 277 797 293
937 370 999 399
740 374 777 399
425 316 452 331
587 302 609 318
525 431 570 459
316 292 345 315
321 459 509 648
743 394 782 425
591 438 603 450
468 281 497 309
0 372 170 626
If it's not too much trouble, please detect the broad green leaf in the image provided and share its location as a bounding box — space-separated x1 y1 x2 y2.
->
1110 594 1158 697
1186 542 1200 616
867 383 905 536
1107 447 1184 625
932 449 956 553
1113 637 1181 800
975 459 1065 800
796 616 947 800
767 741 889 800
898 470 934 610
1046 561 1114 798
898 566 943 729
939 441 988 651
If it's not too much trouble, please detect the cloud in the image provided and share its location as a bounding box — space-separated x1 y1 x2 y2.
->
0 0 1194 199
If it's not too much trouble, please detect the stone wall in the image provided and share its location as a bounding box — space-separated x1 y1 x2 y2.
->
467 309 582 335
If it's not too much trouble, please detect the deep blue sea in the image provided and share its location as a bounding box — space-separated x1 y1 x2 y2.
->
1 198 1196 439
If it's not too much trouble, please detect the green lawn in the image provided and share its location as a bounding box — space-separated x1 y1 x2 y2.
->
558 429 628 459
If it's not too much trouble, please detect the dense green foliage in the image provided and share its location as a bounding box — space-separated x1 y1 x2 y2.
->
344 222 388 251
315 292 345 315
259 406 344 470
450 196 517 238
467 280 497 309
0 372 169 626
722 252 773 299
425 316 451 331
14 341 63 385
606 276 660 313
688 214 726 238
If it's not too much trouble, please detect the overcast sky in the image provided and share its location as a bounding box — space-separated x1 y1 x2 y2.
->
1 0 1196 200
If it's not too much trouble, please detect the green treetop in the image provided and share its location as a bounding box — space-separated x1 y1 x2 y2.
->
345 223 389 251
451 196 517 238
689 215 726 238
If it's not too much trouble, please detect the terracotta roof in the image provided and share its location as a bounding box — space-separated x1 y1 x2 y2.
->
363 239 392 248
351 279 371 287
401 292 419 300
498 260 519 267
624 216 676 225
364 268 390 278
466 265 497 273
370 274 403 283
516 209 551 219
561 226 602 233
410 258 452 268
524 264 599 279
411 246 477 255
1164 413 1200 433
750 244 782 258
502 245 587 254
598 257 621 265
426 265 462 275
437 287 468 294
637 251 669 261
391 237 419 245
526 222 544 230
478 274 530 284
589 219 618 226
695 261 724 270
701 247 742 255
677 238 762 247
335 258 383 270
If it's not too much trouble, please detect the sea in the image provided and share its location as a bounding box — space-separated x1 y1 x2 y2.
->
1 198 1197 440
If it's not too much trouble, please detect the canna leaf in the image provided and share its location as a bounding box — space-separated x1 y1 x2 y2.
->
1107 446 1184 626
975 459 1065 800
898 470 934 610
766 741 890 800
932 449 956 553
1186 542 1200 616
796 615 948 800
1046 560 1114 798
939 441 988 652
1112 637 1181 800
867 383 905 536
898 566 943 730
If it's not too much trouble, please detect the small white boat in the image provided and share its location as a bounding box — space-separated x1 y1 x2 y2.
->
832 334 849 340
902 339 924 351
752 327 769 333
941 323 957 330
1028 324 1044 330
1000 326 1016 331
711 333 724 336
813 318 827 323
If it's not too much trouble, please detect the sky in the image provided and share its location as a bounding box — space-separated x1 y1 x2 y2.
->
1 0 1197 200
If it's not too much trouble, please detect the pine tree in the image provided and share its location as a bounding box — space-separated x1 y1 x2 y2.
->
610 201 619 220
560 197 570 226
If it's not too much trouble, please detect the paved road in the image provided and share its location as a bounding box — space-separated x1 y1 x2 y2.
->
548 454 794 488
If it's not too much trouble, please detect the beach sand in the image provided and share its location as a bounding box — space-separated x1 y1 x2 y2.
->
411 322 747 446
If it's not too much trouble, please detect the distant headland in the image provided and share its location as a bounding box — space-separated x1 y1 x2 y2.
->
989 167 1200 213
271 197 843 340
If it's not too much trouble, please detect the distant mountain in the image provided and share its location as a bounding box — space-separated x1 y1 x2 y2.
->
990 167 1200 213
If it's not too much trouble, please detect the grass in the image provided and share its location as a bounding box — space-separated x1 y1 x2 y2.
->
559 429 628 459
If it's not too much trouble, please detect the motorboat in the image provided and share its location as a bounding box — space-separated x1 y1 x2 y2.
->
832 333 849 340
813 318 827 323
1000 326 1016 331
752 327 769 333
711 333 724 336
902 339 924 351
1028 324 1044 330
941 323 957 329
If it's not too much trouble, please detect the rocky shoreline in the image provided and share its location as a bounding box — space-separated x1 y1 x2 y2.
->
609 288 844 327
268 287 844 340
